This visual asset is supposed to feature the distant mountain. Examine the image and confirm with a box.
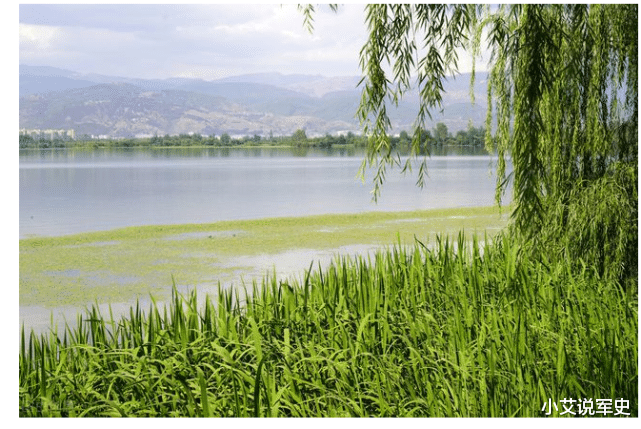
[19,65,488,138]
[20,75,101,97]
[215,72,324,87]
[19,65,79,78]
[215,73,361,97]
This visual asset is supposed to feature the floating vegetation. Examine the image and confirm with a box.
[20,206,508,308]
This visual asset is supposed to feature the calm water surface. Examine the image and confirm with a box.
[20,146,510,334]
[20,146,506,238]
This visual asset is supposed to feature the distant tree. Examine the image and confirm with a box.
[414,128,432,147]
[466,124,485,147]
[19,134,35,148]
[220,133,231,146]
[434,123,449,145]
[454,130,468,146]
[399,130,410,145]
[346,131,356,144]
[292,129,307,143]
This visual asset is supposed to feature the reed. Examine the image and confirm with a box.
[19,232,637,417]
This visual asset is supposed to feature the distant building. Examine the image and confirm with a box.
[20,128,76,140]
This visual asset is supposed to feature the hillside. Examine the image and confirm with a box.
[19,65,488,138]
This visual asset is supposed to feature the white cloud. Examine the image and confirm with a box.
[18,3,483,80]
[19,4,368,79]
[19,22,158,76]
[19,23,61,51]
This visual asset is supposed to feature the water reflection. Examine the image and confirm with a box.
[20,144,491,162]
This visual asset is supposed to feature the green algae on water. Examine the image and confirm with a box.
[20,206,509,308]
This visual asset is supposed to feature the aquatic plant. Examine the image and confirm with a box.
[19,232,637,417]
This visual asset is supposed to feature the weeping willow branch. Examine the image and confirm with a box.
[301,4,638,284]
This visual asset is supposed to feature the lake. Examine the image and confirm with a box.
[19,146,506,238]
[19,145,512,334]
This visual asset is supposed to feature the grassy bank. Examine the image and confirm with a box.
[20,206,508,308]
[19,232,637,417]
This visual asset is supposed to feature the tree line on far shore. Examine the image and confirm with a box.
[19,122,486,150]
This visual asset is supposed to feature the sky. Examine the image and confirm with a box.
[19,2,370,80]
[18,2,485,81]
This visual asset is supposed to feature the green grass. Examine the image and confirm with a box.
[19,232,637,417]
[20,206,508,307]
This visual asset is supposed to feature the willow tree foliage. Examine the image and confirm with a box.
[315,4,636,285]
[479,5,637,265]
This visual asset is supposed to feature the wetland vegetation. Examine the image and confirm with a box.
[19,233,637,417]
[20,206,507,317]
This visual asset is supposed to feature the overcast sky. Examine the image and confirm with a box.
[19,2,486,81]
[19,3,372,80]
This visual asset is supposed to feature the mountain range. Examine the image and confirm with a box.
[19,65,488,138]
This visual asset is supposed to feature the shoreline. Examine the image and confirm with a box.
[20,206,510,333]
[20,205,509,241]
